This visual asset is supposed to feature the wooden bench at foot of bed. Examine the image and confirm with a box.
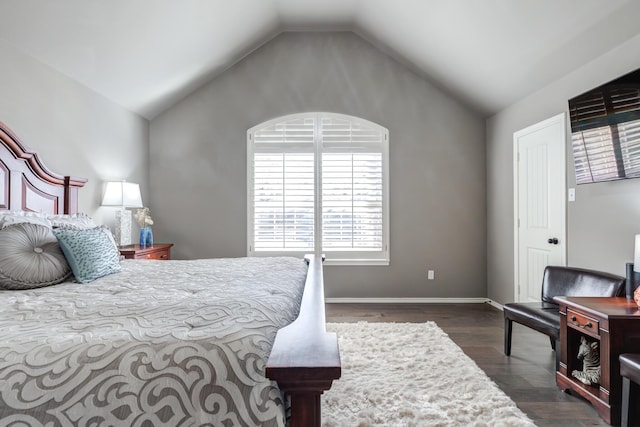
[266,254,341,427]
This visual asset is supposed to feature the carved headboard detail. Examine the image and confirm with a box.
[0,121,87,214]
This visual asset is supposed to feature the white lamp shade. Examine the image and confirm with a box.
[635,234,640,272]
[102,181,143,208]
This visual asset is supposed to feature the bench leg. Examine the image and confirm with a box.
[622,376,638,427]
[504,318,512,356]
[550,336,556,351]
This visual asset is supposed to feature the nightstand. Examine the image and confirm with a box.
[119,243,174,260]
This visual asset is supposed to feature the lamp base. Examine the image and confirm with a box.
[114,209,133,246]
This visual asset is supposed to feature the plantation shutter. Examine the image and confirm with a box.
[571,126,618,183]
[321,116,384,251]
[619,119,640,177]
[248,112,389,264]
[250,116,315,251]
[614,87,640,178]
[570,86,640,183]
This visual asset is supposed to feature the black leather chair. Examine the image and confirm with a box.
[620,353,640,427]
[503,266,625,368]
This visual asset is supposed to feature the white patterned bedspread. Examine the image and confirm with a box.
[0,256,308,427]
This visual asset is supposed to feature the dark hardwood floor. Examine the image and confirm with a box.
[325,303,609,427]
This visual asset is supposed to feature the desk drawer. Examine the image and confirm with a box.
[135,250,170,260]
[567,309,599,338]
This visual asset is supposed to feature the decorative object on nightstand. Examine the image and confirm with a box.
[101,181,143,246]
[118,243,173,260]
[134,207,154,248]
[139,227,153,247]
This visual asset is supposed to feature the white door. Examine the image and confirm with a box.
[513,113,566,303]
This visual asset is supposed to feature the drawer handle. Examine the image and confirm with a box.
[160,254,167,259]
[570,316,592,329]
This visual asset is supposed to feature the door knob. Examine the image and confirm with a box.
[548,238,559,245]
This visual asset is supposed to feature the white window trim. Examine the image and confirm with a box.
[247,112,389,266]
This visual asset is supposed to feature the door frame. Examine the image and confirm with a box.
[513,112,567,302]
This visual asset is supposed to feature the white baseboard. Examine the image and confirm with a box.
[486,299,503,311]
[326,297,499,305]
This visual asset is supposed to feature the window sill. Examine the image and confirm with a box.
[323,258,390,266]
[249,251,389,266]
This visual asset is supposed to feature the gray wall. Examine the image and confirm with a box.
[150,32,486,299]
[0,39,148,228]
[487,33,640,304]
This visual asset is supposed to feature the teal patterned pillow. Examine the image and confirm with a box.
[53,227,121,283]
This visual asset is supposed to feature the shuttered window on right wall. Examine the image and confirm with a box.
[570,85,640,183]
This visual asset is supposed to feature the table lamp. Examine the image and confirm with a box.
[101,181,143,246]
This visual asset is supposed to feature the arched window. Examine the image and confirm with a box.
[247,112,389,265]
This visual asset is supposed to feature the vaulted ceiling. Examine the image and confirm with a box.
[1,0,639,119]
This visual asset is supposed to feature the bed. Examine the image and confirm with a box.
[0,121,340,426]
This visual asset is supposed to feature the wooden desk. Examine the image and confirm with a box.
[555,297,640,425]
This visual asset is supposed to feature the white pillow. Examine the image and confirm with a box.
[48,213,97,230]
[0,223,71,290]
[0,211,51,229]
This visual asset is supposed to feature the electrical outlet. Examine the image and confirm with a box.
[427,270,435,280]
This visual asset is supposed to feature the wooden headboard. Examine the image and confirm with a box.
[0,121,87,214]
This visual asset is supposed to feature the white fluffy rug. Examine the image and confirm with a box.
[322,322,535,427]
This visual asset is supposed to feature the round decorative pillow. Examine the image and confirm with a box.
[0,222,71,290]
